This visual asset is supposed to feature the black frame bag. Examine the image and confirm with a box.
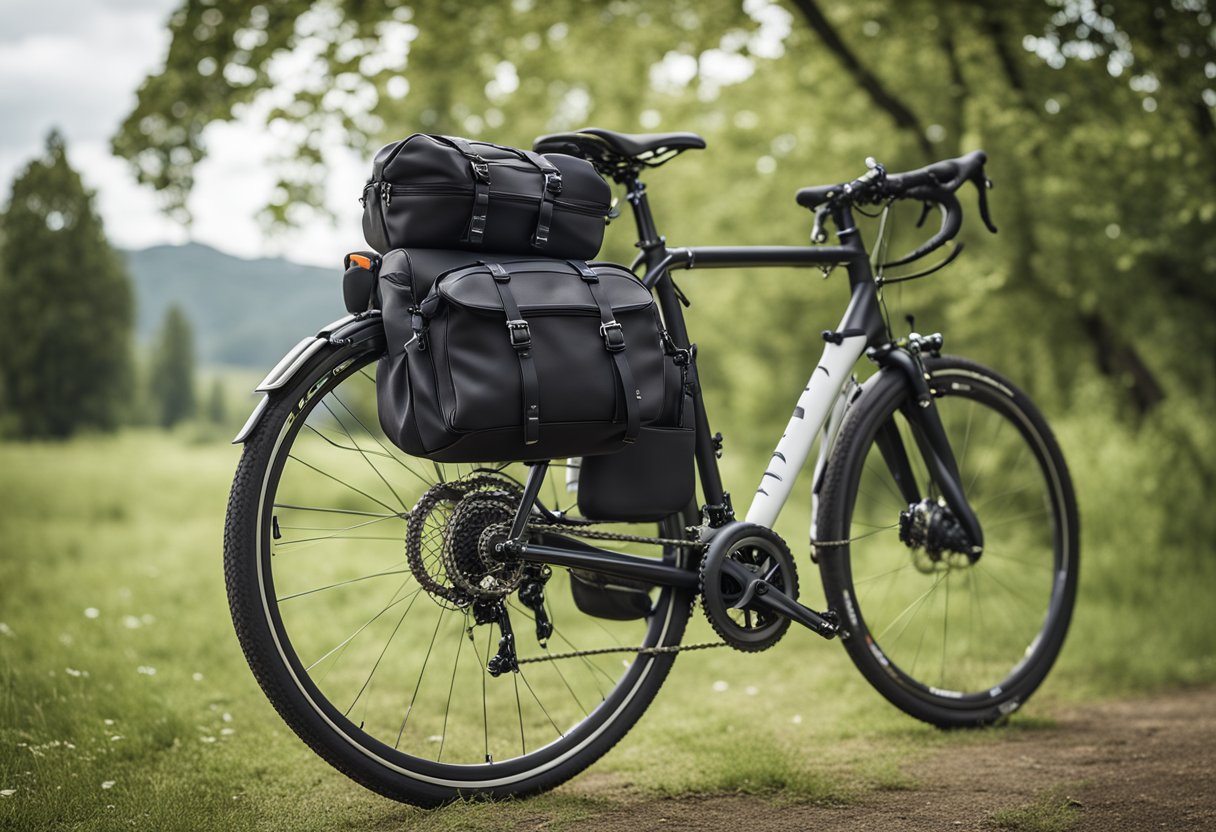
[362,135,611,259]
[376,250,689,464]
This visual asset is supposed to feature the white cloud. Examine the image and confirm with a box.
[0,0,366,268]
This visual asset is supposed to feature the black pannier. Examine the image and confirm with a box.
[362,135,611,259]
[376,249,691,463]
[576,423,696,522]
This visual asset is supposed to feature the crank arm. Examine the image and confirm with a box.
[748,581,839,639]
[720,561,838,639]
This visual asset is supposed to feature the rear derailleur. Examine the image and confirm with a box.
[473,563,553,677]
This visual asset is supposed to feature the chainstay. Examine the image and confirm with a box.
[524,520,704,549]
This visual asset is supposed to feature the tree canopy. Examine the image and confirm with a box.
[0,131,135,438]
[113,0,1215,483]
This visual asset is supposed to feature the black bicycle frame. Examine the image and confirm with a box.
[514,169,985,588]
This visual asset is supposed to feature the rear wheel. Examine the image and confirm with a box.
[817,356,1079,727]
[223,332,693,805]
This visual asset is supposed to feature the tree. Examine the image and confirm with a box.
[206,376,227,425]
[0,130,134,438]
[149,305,197,428]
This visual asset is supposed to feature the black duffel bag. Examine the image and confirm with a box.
[362,135,611,259]
[376,249,690,463]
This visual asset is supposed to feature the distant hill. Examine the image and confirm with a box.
[122,243,345,369]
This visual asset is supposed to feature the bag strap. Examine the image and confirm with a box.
[571,261,640,443]
[437,135,491,245]
[520,149,562,250]
[485,262,541,445]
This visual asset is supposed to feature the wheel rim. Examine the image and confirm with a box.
[249,349,684,783]
[839,368,1073,703]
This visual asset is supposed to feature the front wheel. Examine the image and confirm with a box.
[816,356,1079,727]
[223,333,694,805]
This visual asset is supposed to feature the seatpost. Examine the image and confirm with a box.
[621,171,730,514]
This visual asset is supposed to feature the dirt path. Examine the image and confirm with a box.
[571,688,1216,831]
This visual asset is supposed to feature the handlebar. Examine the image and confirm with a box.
[797,150,998,268]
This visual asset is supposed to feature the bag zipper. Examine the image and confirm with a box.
[378,182,604,216]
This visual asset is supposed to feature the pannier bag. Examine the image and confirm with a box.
[362,135,612,259]
[376,249,691,463]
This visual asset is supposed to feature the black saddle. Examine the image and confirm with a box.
[533,127,705,176]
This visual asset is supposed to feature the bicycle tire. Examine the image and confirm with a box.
[816,355,1079,727]
[223,332,694,805]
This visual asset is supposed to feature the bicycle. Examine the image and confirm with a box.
[223,127,1079,806]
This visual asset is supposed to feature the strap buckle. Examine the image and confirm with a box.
[599,320,626,352]
[471,159,491,183]
[543,171,563,195]
[506,319,532,350]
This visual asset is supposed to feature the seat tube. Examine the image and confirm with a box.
[624,173,728,510]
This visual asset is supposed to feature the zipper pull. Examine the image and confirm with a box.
[381,181,392,207]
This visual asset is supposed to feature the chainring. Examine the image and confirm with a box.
[699,524,799,652]
[405,473,524,607]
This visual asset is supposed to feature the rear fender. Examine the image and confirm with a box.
[232,312,385,444]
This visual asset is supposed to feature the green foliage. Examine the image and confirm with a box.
[991,786,1083,832]
[206,377,227,425]
[149,305,197,428]
[0,131,135,438]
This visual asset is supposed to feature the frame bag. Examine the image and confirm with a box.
[362,135,611,259]
[376,250,691,464]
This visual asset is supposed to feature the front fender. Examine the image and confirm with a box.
[232,312,385,444]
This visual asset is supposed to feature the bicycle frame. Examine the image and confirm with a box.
[512,169,984,590]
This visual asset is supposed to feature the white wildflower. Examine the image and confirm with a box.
[84,608,100,619]
[122,616,142,630]
[791,714,803,725]
[711,680,729,693]
[103,719,115,726]
[222,712,233,723]
[109,735,123,742]
[100,781,115,790]
[191,673,204,682]
[0,622,13,637]
[0,788,15,797]
[220,728,235,736]
[65,668,84,678]
[136,666,156,676]
[200,736,217,744]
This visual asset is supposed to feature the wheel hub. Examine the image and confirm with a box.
[899,498,974,570]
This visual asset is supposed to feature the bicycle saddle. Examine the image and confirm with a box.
[533,128,705,162]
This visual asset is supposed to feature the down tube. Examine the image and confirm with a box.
[744,333,868,528]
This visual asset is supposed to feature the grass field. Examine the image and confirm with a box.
[1,415,1213,830]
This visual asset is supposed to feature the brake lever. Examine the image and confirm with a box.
[881,189,962,268]
[971,170,998,233]
[914,201,933,229]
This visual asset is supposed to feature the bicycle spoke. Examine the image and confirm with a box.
[287,454,400,515]
[395,606,446,749]
[278,565,410,602]
[436,619,466,762]
[346,585,425,717]
[274,503,396,519]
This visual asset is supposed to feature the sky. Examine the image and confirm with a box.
[0,0,363,267]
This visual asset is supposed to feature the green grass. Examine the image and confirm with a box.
[0,405,1212,830]
[990,786,1083,832]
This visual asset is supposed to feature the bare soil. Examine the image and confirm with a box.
[568,687,1216,831]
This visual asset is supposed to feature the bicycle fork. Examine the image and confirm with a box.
[869,336,985,560]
